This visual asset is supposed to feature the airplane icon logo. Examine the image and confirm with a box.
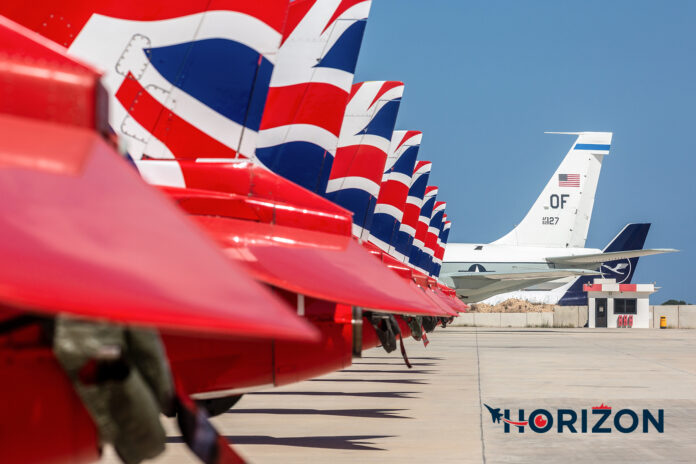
[600,258,632,283]
[484,403,529,428]
[484,404,502,423]
[602,262,628,274]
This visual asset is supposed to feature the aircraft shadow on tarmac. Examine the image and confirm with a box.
[353,361,438,367]
[166,435,394,451]
[249,391,419,399]
[228,408,412,419]
[339,369,435,375]
[309,378,428,385]
[364,356,443,360]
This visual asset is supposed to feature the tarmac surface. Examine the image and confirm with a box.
[102,327,696,463]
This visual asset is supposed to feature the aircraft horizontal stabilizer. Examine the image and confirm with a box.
[442,268,599,284]
[546,249,678,265]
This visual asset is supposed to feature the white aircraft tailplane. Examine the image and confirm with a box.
[492,131,612,249]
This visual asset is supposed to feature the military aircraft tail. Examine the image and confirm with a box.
[255,0,373,194]
[368,130,422,255]
[0,0,293,162]
[493,132,612,249]
[410,185,438,271]
[557,223,651,306]
[394,160,432,261]
[325,81,404,236]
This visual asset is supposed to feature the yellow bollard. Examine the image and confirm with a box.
[660,316,667,329]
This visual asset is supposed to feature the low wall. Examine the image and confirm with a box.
[526,312,548,327]
[650,305,696,329]
[451,312,553,328]
[552,306,588,328]
[472,313,500,327]
[452,306,696,329]
[678,306,696,328]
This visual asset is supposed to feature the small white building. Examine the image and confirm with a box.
[584,278,657,328]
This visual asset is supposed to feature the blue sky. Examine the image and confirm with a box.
[354,0,696,303]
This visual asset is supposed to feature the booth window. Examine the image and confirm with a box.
[614,298,637,314]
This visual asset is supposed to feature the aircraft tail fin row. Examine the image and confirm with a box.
[493,131,612,249]
[2,0,460,294]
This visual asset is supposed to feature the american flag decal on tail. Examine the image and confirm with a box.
[558,173,580,187]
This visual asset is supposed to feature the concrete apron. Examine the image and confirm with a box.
[100,328,696,463]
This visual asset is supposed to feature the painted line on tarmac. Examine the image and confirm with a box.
[475,327,487,464]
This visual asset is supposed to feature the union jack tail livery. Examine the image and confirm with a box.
[423,203,446,275]
[433,218,452,277]
[410,185,438,271]
[395,160,432,262]
[1,0,292,162]
[256,0,372,194]
[368,130,422,259]
[326,81,404,237]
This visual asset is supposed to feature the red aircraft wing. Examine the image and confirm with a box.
[0,114,318,342]
[192,215,444,316]
[0,15,317,341]
[427,287,461,316]
[437,283,468,312]
[361,241,456,316]
[140,162,446,316]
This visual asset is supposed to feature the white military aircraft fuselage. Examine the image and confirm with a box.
[441,132,676,303]
[441,242,672,303]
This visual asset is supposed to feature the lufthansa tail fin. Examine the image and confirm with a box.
[557,223,650,306]
[493,132,612,248]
